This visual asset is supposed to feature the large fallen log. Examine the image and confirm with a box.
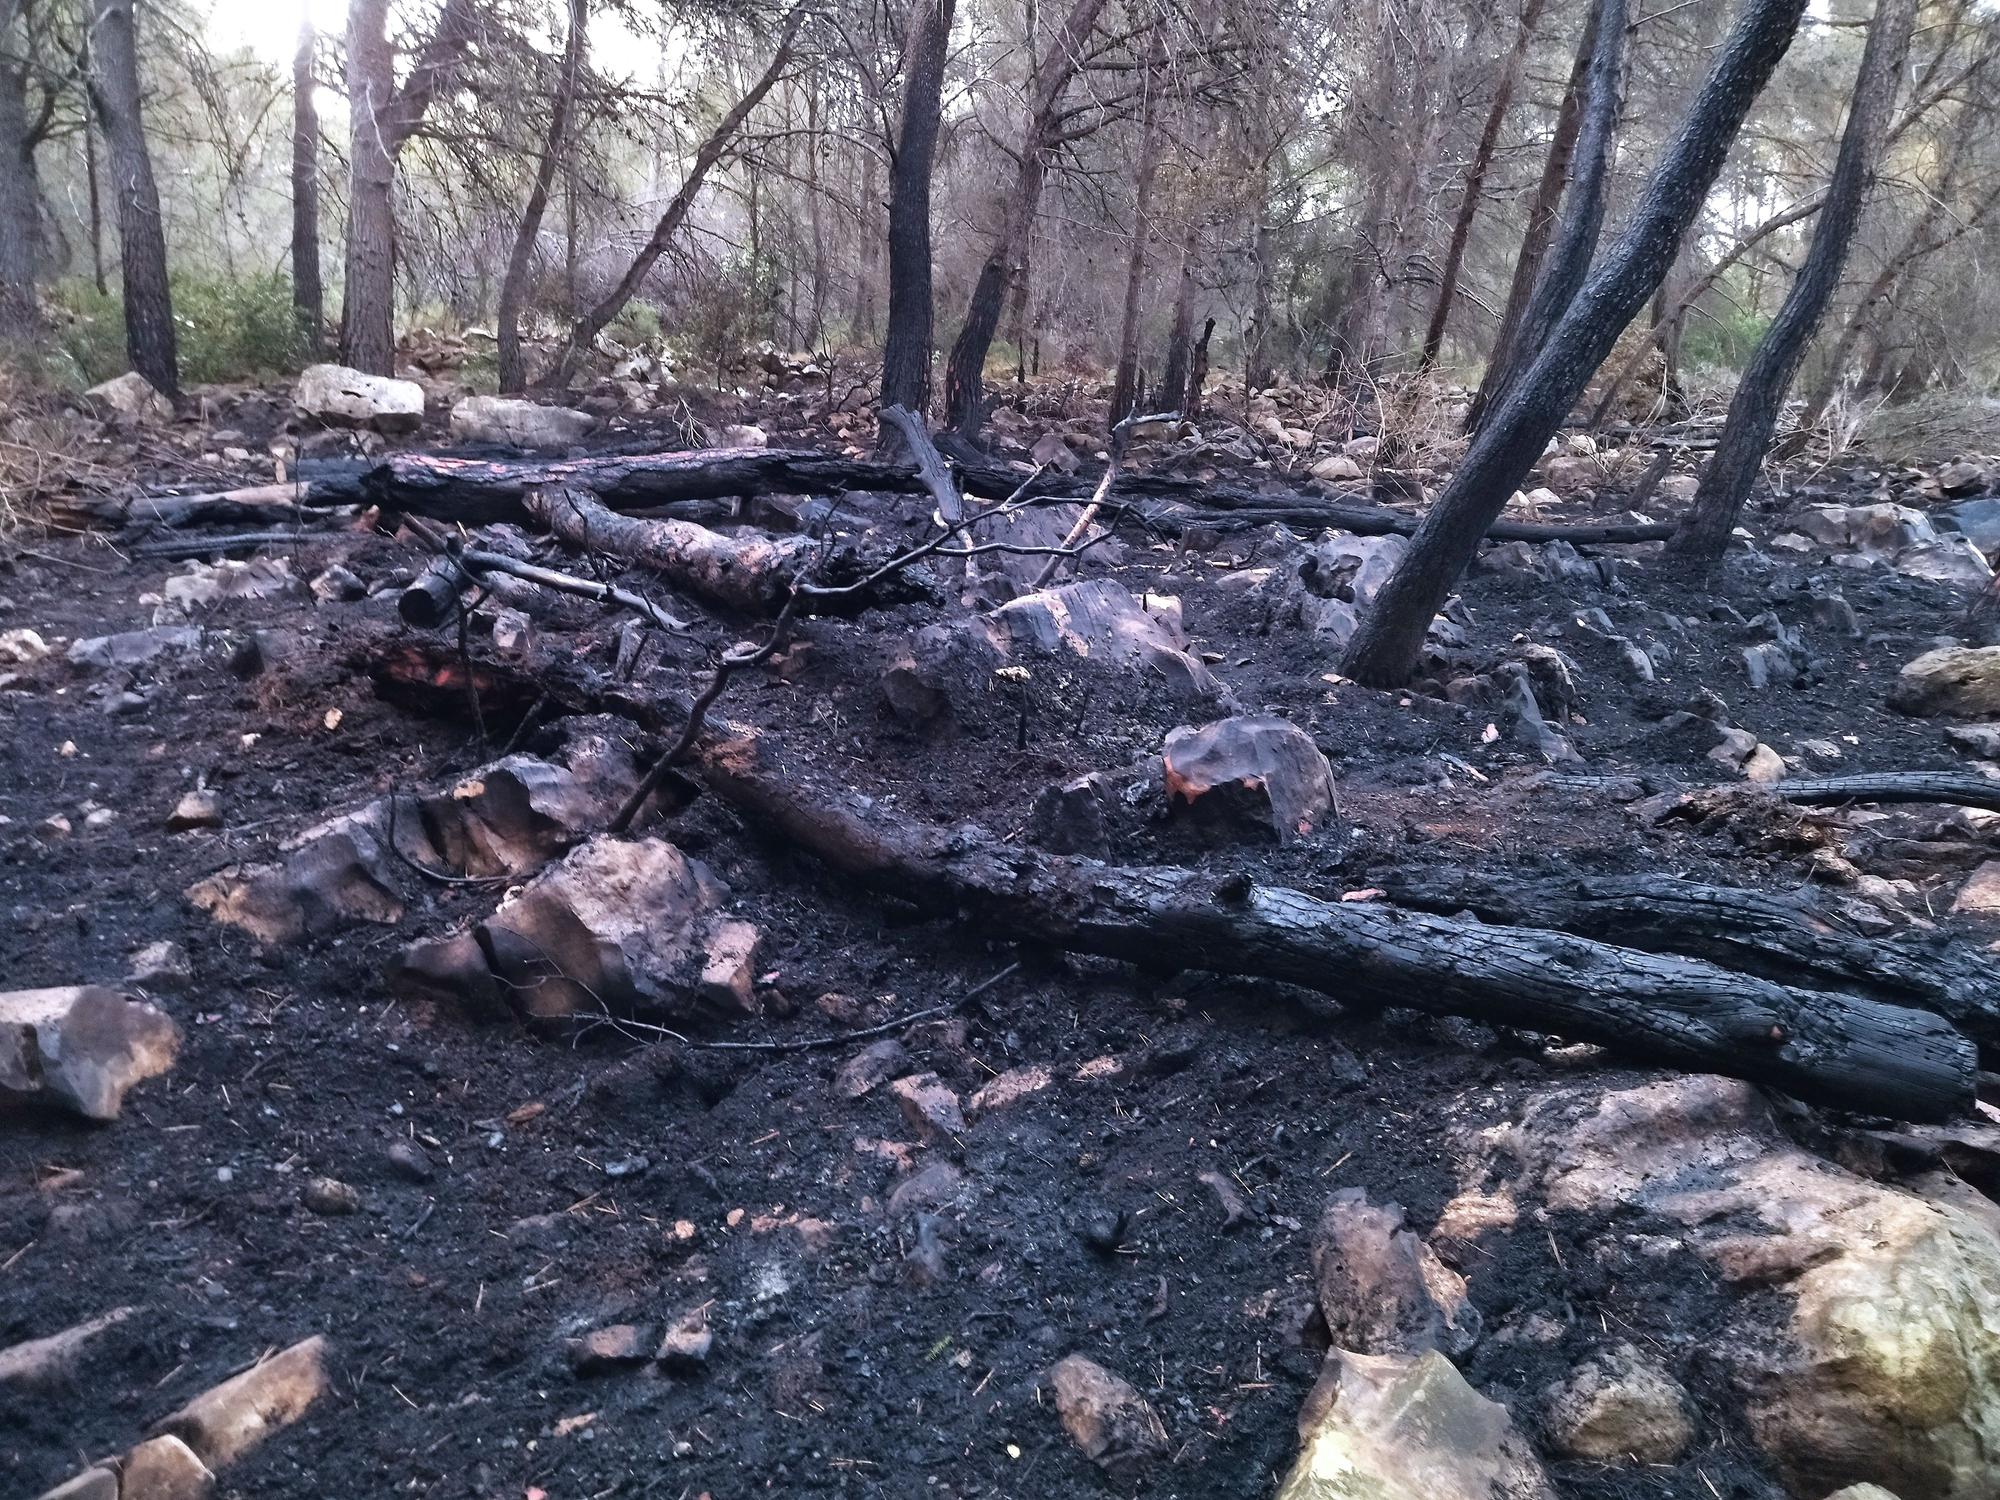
[691,727,1974,1121]
[1378,872,2000,1054]
[352,447,1674,544]
[1772,771,2000,817]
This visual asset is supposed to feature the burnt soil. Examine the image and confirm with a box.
[3,416,1997,1500]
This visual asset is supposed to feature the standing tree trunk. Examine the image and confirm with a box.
[1463,13,1597,433]
[878,0,955,418]
[1185,316,1214,415]
[0,7,38,339]
[1669,0,1917,564]
[1341,0,1809,688]
[941,0,1112,436]
[291,15,323,352]
[341,0,475,375]
[1420,0,1550,369]
[537,15,799,390]
[1158,218,1200,407]
[1108,24,1166,426]
[497,0,587,392]
[88,0,176,394]
[1470,0,1626,419]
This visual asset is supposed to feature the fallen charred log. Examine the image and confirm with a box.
[1772,771,2000,817]
[351,446,1674,545]
[691,728,1974,1121]
[1379,872,2000,1054]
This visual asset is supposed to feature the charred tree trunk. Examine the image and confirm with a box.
[1471,0,1625,420]
[1108,25,1167,426]
[942,0,1111,435]
[878,0,955,418]
[0,19,37,339]
[1420,0,1549,370]
[1185,316,1214,416]
[1343,0,1809,688]
[88,0,176,394]
[537,15,798,390]
[692,729,1972,1121]
[1669,0,1917,564]
[341,0,474,375]
[497,0,588,393]
[291,16,323,352]
[1158,222,1200,409]
[1464,13,1596,434]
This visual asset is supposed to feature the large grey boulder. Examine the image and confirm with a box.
[294,362,425,434]
[448,395,597,450]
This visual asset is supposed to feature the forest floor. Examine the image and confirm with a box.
[4,383,2000,1500]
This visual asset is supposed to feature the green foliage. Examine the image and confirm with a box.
[608,301,665,348]
[47,272,312,387]
[678,254,781,385]
[1682,307,1771,372]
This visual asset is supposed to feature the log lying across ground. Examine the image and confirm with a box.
[692,726,1974,1121]
[1772,771,2000,817]
[1380,872,2000,1053]
[350,447,1675,544]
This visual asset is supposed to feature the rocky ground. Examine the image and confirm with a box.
[6,363,2000,1500]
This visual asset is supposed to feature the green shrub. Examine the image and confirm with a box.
[47,272,312,387]
[1682,307,1770,372]
[608,301,664,348]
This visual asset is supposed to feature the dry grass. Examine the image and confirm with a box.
[0,365,120,538]
[1856,390,2000,466]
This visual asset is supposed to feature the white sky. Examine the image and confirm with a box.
[207,0,351,61]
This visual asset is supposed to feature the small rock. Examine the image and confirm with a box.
[128,940,192,992]
[656,1308,713,1370]
[1946,724,2000,760]
[1954,861,2000,915]
[1163,714,1338,845]
[1311,453,1364,483]
[1889,647,2000,717]
[448,395,597,450]
[0,987,179,1121]
[1741,743,1787,782]
[1937,460,1989,497]
[833,1038,910,1099]
[1311,1187,1479,1357]
[0,1306,136,1389]
[294,363,424,434]
[86,371,174,425]
[967,1063,1054,1118]
[1544,1344,1694,1464]
[0,627,49,663]
[720,423,767,447]
[167,788,223,832]
[887,1161,969,1218]
[385,1141,434,1183]
[1049,1354,1170,1480]
[889,1072,964,1141]
[308,565,367,603]
[301,1177,361,1215]
[117,1434,214,1500]
[568,1323,651,1374]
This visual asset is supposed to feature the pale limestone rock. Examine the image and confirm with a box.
[0,1306,136,1388]
[294,363,424,434]
[1543,1344,1693,1464]
[1891,647,2000,717]
[448,395,595,449]
[154,1336,329,1469]
[0,988,179,1121]
[86,371,173,425]
[1277,1350,1553,1500]
[968,1063,1054,1118]
[118,1434,214,1500]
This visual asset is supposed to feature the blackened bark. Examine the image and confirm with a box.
[1185,316,1213,416]
[942,0,1111,434]
[1474,0,1626,417]
[1420,0,1549,369]
[878,0,955,417]
[88,0,176,394]
[0,18,36,337]
[1108,25,1166,425]
[1343,0,1809,688]
[1670,0,1917,563]
[291,16,323,351]
[1464,12,1596,434]
[1158,222,1199,409]
[694,729,1972,1121]
[497,0,587,392]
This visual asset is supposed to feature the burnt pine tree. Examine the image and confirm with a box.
[1462,12,1596,434]
[942,0,1111,436]
[0,2,37,339]
[1340,0,1811,688]
[291,15,323,352]
[1420,0,1551,370]
[88,0,176,395]
[497,0,587,393]
[878,0,955,421]
[342,0,475,376]
[1671,0,1920,562]
[1471,0,1626,422]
